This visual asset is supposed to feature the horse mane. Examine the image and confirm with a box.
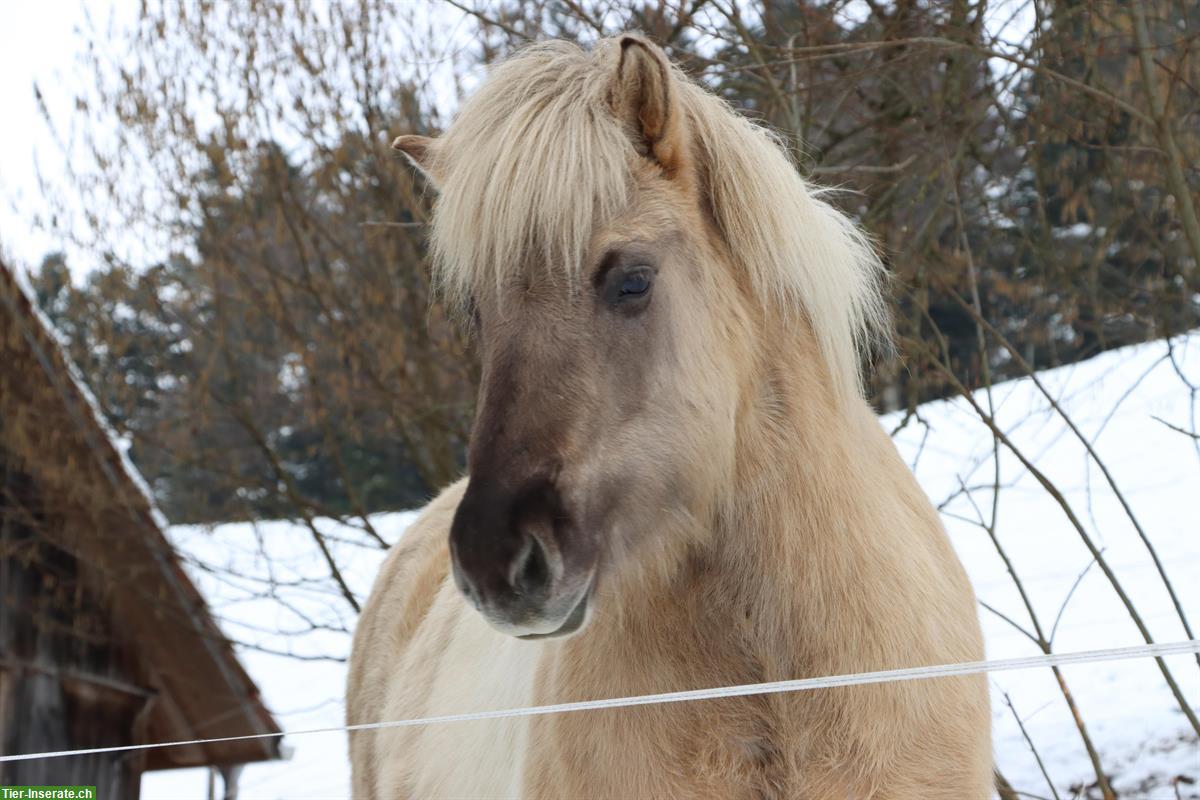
[427,37,890,401]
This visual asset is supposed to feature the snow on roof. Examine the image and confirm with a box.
[6,260,170,529]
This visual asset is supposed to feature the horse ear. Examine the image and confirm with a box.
[392,134,443,186]
[610,35,685,176]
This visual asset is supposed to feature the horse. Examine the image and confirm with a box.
[347,34,991,799]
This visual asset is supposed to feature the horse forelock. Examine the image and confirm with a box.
[429,41,629,309]
[428,36,891,402]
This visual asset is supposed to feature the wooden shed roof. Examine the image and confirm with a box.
[0,260,282,770]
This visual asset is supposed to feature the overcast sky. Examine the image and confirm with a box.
[0,1,137,275]
[0,0,487,283]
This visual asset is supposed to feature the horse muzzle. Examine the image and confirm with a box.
[449,476,597,639]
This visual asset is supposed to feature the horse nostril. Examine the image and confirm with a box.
[464,581,482,610]
[510,533,551,598]
[452,557,483,611]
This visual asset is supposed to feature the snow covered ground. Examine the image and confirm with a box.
[143,334,1200,799]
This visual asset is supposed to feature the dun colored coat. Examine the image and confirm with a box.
[348,34,991,799]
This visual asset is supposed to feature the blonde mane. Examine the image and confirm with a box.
[428,37,890,400]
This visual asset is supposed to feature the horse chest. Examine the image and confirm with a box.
[386,599,540,799]
[519,624,799,799]
[372,547,829,800]
[519,691,795,799]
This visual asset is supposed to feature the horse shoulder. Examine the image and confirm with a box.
[347,478,466,799]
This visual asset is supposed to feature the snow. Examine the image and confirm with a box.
[143,334,1200,799]
[890,334,1200,798]
[147,512,417,799]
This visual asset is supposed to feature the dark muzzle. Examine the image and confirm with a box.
[449,475,593,639]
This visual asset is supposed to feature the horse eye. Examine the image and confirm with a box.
[602,265,654,312]
[620,272,650,297]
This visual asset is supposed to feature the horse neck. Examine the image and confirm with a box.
[703,324,900,675]
[586,322,916,683]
